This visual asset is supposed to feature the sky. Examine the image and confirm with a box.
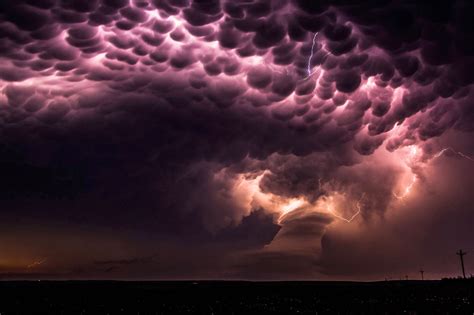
[0,0,473,280]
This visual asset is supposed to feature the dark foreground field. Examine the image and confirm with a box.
[0,280,472,314]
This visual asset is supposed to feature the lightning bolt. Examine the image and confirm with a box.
[326,193,364,223]
[317,179,363,223]
[27,258,47,269]
[307,32,318,77]
[432,147,474,162]
[393,174,417,200]
[393,146,473,201]
[326,200,362,223]
[305,33,331,79]
[392,146,421,201]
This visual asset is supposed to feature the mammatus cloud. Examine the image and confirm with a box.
[0,0,473,279]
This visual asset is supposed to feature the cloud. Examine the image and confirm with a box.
[0,0,473,279]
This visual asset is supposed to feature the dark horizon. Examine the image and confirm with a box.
[0,279,473,314]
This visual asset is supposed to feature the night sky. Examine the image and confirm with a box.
[0,0,473,280]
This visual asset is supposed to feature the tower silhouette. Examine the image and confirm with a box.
[419,269,424,280]
[456,250,467,279]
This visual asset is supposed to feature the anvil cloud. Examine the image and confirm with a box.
[0,0,473,280]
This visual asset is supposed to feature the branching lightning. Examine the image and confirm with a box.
[432,147,474,162]
[393,174,417,200]
[326,203,361,223]
[325,194,364,223]
[393,146,474,201]
[239,145,474,225]
[317,178,364,223]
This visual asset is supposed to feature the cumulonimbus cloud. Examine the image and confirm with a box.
[1,0,473,279]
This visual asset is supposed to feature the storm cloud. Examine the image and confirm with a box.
[0,0,473,280]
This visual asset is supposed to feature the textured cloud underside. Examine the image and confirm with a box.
[0,0,473,156]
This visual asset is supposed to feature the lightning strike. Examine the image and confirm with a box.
[304,32,332,80]
[432,147,474,162]
[307,32,318,77]
[326,203,361,223]
[391,145,473,202]
[27,258,47,269]
[391,145,421,201]
[324,193,364,223]
[393,174,417,200]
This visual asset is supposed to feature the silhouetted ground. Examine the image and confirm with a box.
[0,280,472,314]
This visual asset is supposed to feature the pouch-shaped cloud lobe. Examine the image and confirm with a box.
[0,0,473,279]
